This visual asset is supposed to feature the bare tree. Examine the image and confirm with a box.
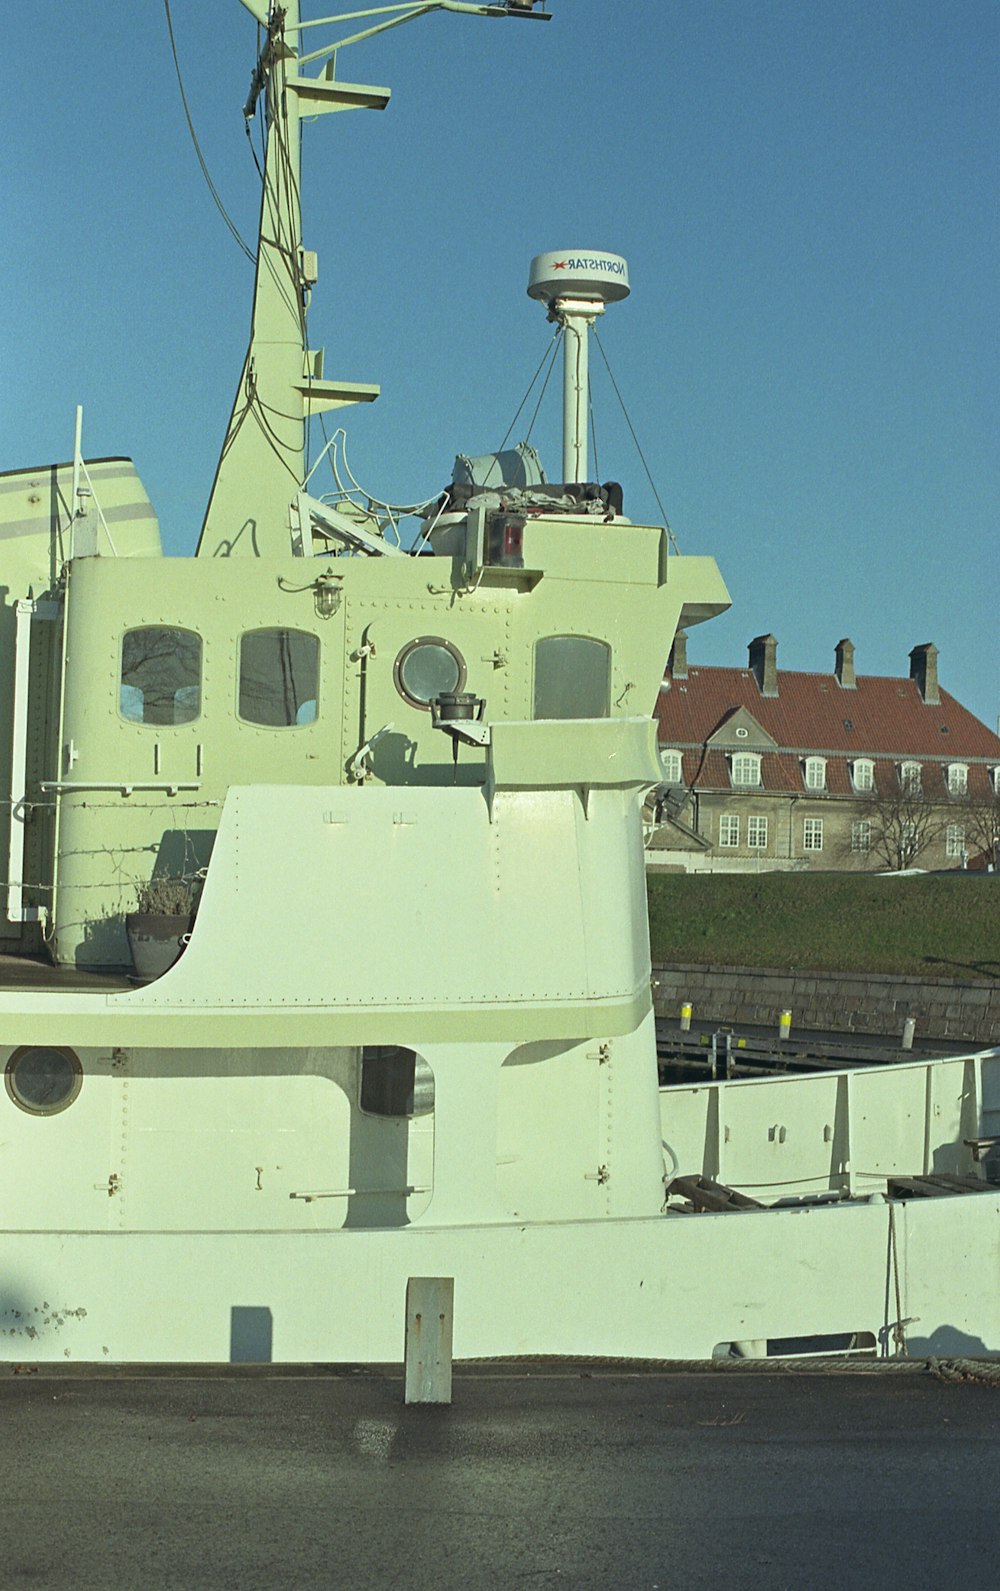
[850,784,949,871]
[957,787,1000,870]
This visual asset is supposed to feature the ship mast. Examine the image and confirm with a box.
[197,2,549,559]
[197,2,384,557]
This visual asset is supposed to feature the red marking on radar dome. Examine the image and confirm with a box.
[553,260,567,268]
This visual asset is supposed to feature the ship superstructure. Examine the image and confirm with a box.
[0,3,995,1366]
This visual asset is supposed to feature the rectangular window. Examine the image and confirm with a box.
[947,764,968,796]
[853,760,874,792]
[659,749,683,783]
[731,753,760,787]
[804,757,826,791]
[747,816,768,849]
[121,627,202,726]
[534,635,610,720]
[239,629,319,726]
[803,818,824,852]
[946,825,965,859]
[900,762,921,794]
[719,815,740,848]
[851,820,871,853]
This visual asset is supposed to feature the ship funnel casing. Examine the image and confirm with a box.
[527,250,630,307]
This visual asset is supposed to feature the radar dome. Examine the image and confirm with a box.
[527,250,630,306]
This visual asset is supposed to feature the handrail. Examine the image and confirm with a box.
[40,781,202,796]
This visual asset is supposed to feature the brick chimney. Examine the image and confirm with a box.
[909,642,939,706]
[748,634,778,697]
[669,629,688,680]
[834,637,856,690]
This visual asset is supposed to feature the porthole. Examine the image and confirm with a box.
[5,1047,82,1116]
[393,637,466,710]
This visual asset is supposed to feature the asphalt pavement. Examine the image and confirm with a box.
[1,1362,998,1590]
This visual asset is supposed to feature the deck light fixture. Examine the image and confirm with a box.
[314,570,343,618]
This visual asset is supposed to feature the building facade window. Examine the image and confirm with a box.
[803,818,823,852]
[901,821,918,862]
[747,815,768,849]
[659,749,683,783]
[730,752,761,787]
[803,757,826,791]
[946,764,968,796]
[900,761,921,794]
[851,820,871,854]
[852,758,874,792]
[719,815,740,848]
[946,825,966,859]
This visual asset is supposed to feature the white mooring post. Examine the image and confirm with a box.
[901,1017,916,1051]
[404,1276,454,1405]
[680,1000,692,1032]
[778,1009,792,1040]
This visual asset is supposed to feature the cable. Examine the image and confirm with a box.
[477,327,562,488]
[593,326,679,551]
[163,0,256,264]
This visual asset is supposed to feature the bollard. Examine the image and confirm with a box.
[901,1016,916,1051]
[778,1009,792,1040]
[404,1276,454,1405]
[680,1000,692,1032]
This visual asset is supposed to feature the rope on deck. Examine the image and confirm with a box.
[462,1355,1000,1384]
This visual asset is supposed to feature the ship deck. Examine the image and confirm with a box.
[1,1361,997,1589]
[0,951,132,993]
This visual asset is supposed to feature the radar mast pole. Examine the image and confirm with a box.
[527,250,631,486]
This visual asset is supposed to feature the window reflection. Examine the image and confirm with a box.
[120,628,202,725]
[533,635,611,720]
[239,629,319,727]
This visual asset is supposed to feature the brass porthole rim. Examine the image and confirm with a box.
[392,635,467,711]
[5,1045,83,1117]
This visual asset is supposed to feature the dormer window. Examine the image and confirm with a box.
[659,749,683,784]
[803,757,826,792]
[731,752,761,787]
[852,758,874,792]
[900,761,921,795]
[946,763,968,796]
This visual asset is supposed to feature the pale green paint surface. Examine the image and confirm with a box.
[48,536,726,965]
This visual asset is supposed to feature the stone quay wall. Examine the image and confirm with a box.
[651,962,1000,1047]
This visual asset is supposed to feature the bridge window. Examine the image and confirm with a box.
[120,628,201,725]
[533,636,610,720]
[239,629,319,726]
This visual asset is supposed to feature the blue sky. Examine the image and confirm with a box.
[4,1,998,727]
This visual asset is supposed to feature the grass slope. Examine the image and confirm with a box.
[647,873,1000,979]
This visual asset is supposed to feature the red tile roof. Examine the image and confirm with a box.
[658,665,1000,796]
